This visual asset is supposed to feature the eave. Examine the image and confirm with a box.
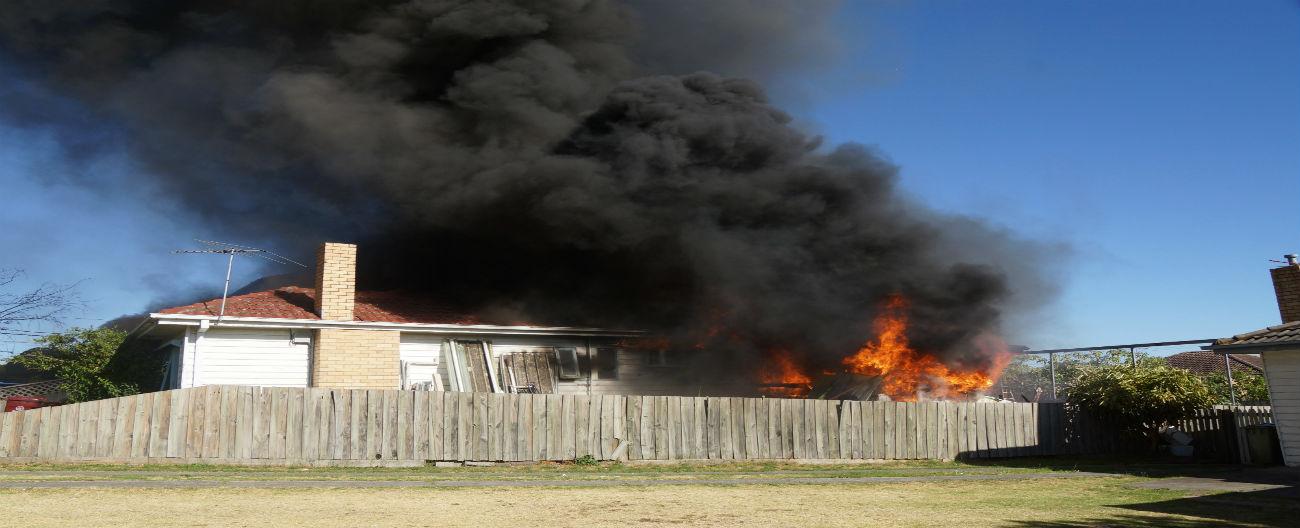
[147,313,644,338]
[1203,340,1300,354]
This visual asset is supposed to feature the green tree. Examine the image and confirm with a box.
[1204,370,1270,405]
[1069,363,1215,449]
[7,327,138,402]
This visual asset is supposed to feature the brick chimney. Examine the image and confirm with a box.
[314,242,357,321]
[1272,254,1300,324]
[310,242,400,389]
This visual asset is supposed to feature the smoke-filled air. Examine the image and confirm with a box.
[0,0,1058,399]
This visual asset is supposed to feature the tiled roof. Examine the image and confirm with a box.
[158,286,487,325]
[1212,320,1300,348]
[1165,351,1262,374]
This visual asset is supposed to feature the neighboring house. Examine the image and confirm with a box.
[126,243,715,397]
[0,380,65,403]
[1206,255,1300,467]
[0,358,66,403]
[1165,350,1263,376]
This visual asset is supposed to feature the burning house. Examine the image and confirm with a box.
[3,1,1053,401]
[129,242,1011,401]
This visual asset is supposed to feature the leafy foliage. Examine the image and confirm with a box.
[1069,363,1215,442]
[997,349,1161,400]
[8,327,138,402]
[1204,370,1270,405]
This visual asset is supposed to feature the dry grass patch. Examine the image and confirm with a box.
[1,477,1287,527]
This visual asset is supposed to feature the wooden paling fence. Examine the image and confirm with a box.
[1176,408,1236,460]
[1227,406,1273,464]
[0,386,1121,466]
[1173,406,1273,463]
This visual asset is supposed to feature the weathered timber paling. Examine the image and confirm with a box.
[1,387,1249,466]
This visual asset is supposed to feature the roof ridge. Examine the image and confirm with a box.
[154,286,502,326]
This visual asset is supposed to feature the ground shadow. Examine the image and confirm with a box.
[1004,512,1282,528]
[1000,490,1300,528]
[1118,489,1300,528]
[963,454,1277,479]
[977,457,1300,527]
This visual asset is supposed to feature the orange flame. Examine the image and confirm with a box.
[842,294,1007,401]
[758,350,813,397]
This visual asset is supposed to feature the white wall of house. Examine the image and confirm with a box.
[398,334,449,390]
[1262,348,1300,467]
[171,326,729,397]
[179,327,311,388]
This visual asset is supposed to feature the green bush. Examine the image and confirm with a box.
[1204,370,1270,405]
[1069,363,1215,449]
[8,327,138,402]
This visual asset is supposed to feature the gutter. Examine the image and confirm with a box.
[1203,340,1300,353]
[147,313,644,338]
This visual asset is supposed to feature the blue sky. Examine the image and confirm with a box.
[1,1,1297,355]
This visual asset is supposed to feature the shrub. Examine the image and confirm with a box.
[1204,370,1270,405]
[8,327,138,402]
[1069,363,1215,449]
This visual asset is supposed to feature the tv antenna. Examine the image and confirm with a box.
[174,239,307,323]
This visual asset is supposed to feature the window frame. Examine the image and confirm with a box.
[555,347,581,380]
[595,347,619,380]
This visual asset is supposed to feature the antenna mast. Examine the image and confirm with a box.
[174,239,307,324]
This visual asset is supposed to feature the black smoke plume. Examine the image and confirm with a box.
[0,1,1056,384]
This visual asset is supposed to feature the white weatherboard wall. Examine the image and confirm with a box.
[1262,348,1300,466]
[173,329,734,396]
[398,334,448,390]
[180,328,310,388]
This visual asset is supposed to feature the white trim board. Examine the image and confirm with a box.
[149,313,643,338]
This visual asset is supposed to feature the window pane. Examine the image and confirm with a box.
[556,347,581,379]
[596,348,618,379]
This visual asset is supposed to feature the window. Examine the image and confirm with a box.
[556,347,581,379]
[595,347,618,379]
[401,361,442,391]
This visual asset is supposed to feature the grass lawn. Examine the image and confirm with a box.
[0,460,1294,527]
[0,459,1052,481]
[0,477,1290,527]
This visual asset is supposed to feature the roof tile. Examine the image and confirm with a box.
[158,286,486,325]
[1164,351,1262,374]
[1213,320,1300,347]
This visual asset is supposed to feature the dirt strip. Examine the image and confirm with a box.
[0,471,1112,489]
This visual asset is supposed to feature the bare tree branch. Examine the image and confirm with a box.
[0,269,83,326]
